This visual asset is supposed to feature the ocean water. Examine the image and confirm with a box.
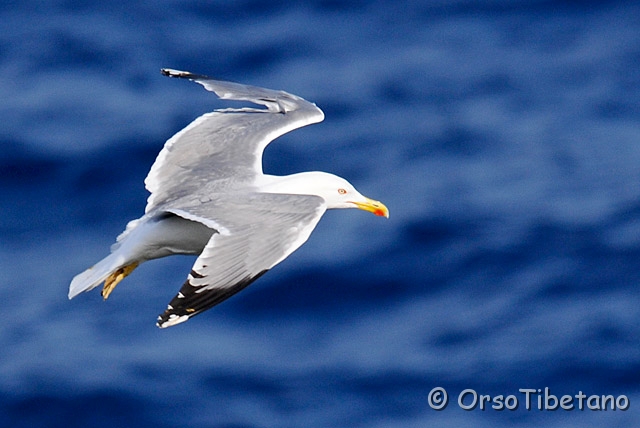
[1,1,639,427]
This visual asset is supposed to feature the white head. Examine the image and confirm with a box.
[264,171,389,217]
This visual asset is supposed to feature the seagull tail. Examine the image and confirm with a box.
[68,252,127,299]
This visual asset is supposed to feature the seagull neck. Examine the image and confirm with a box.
[258,173,319,195]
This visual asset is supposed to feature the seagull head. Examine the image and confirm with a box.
[273,171,389,218]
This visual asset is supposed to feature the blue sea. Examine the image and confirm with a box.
[1,1,638,426]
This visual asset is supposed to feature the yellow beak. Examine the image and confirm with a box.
[352,197,389,218]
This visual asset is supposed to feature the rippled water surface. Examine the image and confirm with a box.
[1,1,639,427]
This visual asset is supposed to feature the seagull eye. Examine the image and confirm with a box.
[338,188,347,195]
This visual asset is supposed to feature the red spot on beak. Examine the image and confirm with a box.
[352,198,389,218]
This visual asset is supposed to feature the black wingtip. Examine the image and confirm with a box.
[161,68,209,80]
[156,270,269,329]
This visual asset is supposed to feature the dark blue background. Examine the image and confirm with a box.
[1,1,638,426]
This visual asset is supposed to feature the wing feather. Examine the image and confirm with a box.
[156,193,326,328]
[145,70,324,212]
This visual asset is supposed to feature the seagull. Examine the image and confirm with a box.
[69,68,389,328]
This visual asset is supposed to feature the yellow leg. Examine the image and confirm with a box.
[102,262,139,300]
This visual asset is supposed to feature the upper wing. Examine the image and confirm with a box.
[156,193,326,328]
[144,69,324,212]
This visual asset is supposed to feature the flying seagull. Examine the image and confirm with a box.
[69,68,389,328]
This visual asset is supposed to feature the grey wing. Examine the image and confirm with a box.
[156,193,326,328]
[144,69,324,212]
[161,68,316,113]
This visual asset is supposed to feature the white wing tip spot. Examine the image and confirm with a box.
[157,314,190,328]
[161,68,188,77]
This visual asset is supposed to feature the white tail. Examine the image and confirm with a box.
[68,252,127,299]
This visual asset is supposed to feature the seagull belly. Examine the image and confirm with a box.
[130,213,215,260]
